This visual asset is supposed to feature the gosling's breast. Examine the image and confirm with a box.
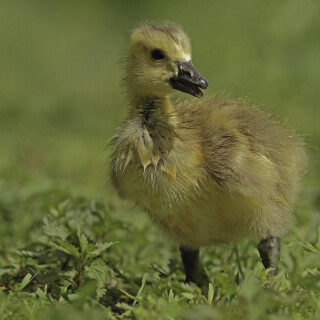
[110,119,207,209]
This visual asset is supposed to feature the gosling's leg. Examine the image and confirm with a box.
[257,236,281,278]
[179,245,199,284]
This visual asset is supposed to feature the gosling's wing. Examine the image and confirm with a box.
[177,96,307,201]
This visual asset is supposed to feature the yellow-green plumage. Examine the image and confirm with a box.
[110,22,307,249]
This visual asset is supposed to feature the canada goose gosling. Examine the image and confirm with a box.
[110,22,307,284]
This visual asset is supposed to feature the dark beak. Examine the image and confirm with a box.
[170,61,208,98]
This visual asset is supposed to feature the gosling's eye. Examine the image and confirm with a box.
[151,49,165,60]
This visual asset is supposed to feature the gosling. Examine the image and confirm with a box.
[110,22,307,284]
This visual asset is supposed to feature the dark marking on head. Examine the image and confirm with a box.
[151,25,180,45]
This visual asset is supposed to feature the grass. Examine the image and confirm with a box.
[1,0,320,319]
[0,185,319,319]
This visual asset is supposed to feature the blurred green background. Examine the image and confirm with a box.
[0,0,319,199]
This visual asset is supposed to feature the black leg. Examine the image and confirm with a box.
[179,245,199,284]
[257,236,281,278]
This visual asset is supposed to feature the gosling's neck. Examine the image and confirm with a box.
[129,94,176,126]
[125,94,177,167]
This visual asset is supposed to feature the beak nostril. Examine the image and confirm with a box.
[184,70,193,78]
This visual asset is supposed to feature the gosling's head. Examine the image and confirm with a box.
[126,22,208,98]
